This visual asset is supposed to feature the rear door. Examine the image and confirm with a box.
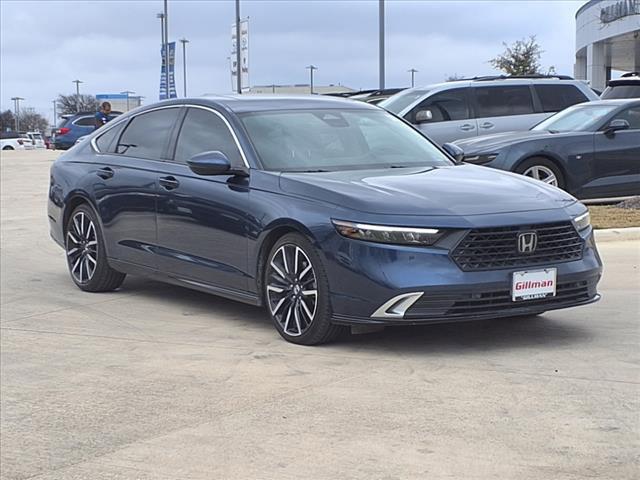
[155,106,251,293]
[405,88,477,144]
[92,107,182,268]
[472,85,545,135]
[588,106,640,198]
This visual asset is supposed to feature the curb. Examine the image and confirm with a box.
[594,227,640,242]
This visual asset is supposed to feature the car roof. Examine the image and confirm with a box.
[150,94,380,114]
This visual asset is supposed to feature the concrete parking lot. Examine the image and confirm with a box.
[1,149,638,480]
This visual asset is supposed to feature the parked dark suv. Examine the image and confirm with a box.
[54,111,121,150]
[601,72,640,100]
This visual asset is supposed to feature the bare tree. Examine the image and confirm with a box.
[19,111,49,133]
[56,94,99,115]
[489,36,554,76]
[1,110,16,132]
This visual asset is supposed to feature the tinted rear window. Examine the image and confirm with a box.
[601,85,640,99]
[95,121,126,153]
[475,86,534,117]
[74,116,96,127]
[116,108,181,159]
[535,84,588,112]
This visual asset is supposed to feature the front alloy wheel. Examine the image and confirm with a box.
[265,233,344,345]
[522,165,558,186]
[267,244,318,337]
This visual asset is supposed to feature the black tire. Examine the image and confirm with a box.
[264,233,345,345]
[65,204,126,292]
[514,157,565,190]
[2,146,14,151]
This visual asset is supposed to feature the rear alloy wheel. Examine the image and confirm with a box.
[65,205,125,292]
[265,233,344,345]
[516,157,565,189]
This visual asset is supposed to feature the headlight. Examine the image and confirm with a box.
[463,154,498,164]
[573,211,590,231]
[332,220,445,246]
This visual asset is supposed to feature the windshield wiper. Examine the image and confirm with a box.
[547,129,560,134]
[288,169,331,173]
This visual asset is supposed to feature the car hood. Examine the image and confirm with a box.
[453,130,556,152]
[279,164,576,216]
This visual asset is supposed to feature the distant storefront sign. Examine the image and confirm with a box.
[160,42,177,100]
[600,0,640,23]
[231,19,250,92]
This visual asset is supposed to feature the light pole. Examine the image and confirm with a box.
[156,13,169,98]
[179,38,189,97]
[235,0,242,94]
[163,0,170,96]
[120,91,135,111]
[306,65,318,94]
[52,99,57,125]
[10,97,24,131]
[379,0,385,90]
[72,79,83,112]
[408,68,418,87]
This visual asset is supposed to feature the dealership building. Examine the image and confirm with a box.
[575,0,640,91]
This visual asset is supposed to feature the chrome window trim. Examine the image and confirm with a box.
[91,103,250,168]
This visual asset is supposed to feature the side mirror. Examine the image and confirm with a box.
[604,118,630,136]
[442,143,464,164]
[187,151,247,176]
[415,109,433,124]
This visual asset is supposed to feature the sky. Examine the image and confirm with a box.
[0,0,584,121]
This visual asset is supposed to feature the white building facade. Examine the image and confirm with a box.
[575,0,640,91]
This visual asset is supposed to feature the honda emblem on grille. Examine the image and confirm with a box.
[517,232,538,254]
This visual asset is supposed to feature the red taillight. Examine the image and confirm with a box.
[57,128,71,135]
[17,139,24,145]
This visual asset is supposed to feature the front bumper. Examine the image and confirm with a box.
[324,225,602,326]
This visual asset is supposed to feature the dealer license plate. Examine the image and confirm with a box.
[512,268,557,302]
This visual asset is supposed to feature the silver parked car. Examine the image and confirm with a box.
[379,75,599,145]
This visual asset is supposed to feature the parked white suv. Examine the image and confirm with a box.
[26,131,46,149]
[1,132,34,150]
[379,75,599,145]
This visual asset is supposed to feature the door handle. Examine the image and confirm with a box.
[96,167,114,179]
[459,124,475,131]
[159,176,180,190]
[479,122,494,129]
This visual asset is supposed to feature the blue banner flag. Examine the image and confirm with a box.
[159,42,177,100]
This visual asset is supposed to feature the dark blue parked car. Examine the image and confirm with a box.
[54,111,121,150]
[48,96,602,344]
[454,99,640,201]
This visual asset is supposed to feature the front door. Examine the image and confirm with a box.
[155,106,251,294]
[590,106,640,198]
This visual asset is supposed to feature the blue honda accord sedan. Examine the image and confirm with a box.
[48,96,602,344]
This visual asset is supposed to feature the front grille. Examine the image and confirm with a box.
[451,222,583,272]
[405,279,595,319]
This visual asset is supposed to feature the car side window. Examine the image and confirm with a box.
[74,116,96,127]
[116,108,181,159]
[405,89,470,124]
[612,107,640,130]
[173,108,243,167]
[535,85,589,113]
[475,86,534,117]
[95,122,126,153]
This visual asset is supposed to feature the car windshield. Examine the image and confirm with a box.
[532,104,618,133]
[240,109,452,172]
[378,89,430,114]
